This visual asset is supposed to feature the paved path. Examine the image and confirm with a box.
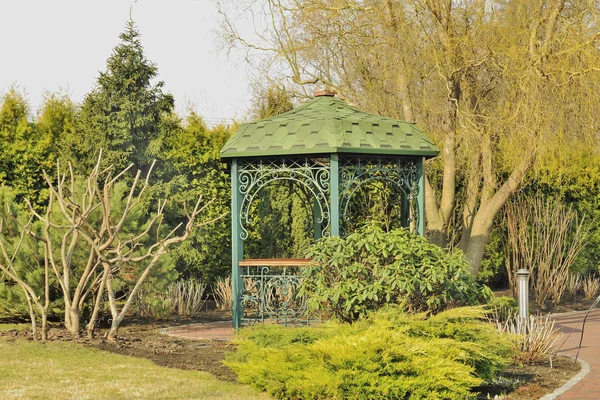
[165,321,234,341]
[553,310,600,399]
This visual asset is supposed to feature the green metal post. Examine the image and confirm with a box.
[231,159,244,330]
[400,191,409,228]
[330,154,340,236]
[313,198,322,240]
[417,156,426,237]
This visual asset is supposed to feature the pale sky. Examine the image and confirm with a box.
[0,0,252,125]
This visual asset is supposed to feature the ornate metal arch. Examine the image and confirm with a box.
[339,155,420,231]
[237,157,331,240]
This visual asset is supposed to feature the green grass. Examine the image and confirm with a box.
[0,337,269,399]
[0,323,29,332]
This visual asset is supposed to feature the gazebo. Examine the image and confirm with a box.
[220,91,439,329]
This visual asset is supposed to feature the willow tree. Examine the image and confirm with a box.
[219,0,600,274]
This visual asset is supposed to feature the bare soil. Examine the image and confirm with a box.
[477,356,580,399]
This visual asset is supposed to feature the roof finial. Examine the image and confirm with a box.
[314,88,336,97]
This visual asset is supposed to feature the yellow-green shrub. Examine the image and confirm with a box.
[226,306,513,400]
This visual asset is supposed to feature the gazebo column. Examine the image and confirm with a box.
[313,198,322,240]
[400,192,409,228]
[330,153,340,236]
[231,159,244,330]
[417,156,426,236]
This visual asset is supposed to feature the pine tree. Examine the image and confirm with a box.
[79,19,174,173]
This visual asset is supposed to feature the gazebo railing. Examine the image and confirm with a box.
[239,259,314,327]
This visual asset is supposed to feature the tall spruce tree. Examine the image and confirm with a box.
[79,19,174,173]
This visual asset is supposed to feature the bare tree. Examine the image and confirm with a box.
[20,152,224,339]
[96,194,220,339]
[0,216,50,341]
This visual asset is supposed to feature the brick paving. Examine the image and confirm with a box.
[165,321,234,341]
[553,310,600,399]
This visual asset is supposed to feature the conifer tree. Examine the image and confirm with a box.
[79,19,174,173]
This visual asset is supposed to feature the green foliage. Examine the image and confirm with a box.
[37,92,78,167]
[478,227,508,288]
[0,187,52,317]
[488,296,518,313]
[0,89,55,207]
[226,306,512,400]
[302,224,491,323]
[78,19,175,174]
[534,148,600,275]
[245,182,313,259]
[157,111,233,282]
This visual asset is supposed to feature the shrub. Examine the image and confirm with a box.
[226,306,513,400]
[134,279,207,319]
[488,296,518,312]
[212,275,233,311]
[487,296,519,323]
[583,275,600,300]
[495,313,562,365]
[302,224,491,323]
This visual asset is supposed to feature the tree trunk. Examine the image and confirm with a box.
[24,292,37,340]
[87,269,108,340]
[425,177,447,248]
[41,313,48,341]
[108,318,123,340]
[65,306,80,337]
[463,155,534,275]
[464,215,493,276]
[459,154,482,252]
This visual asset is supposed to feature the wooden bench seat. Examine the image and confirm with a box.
[239,258,313,267]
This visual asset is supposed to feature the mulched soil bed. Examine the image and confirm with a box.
[89,321,237,381]
[478,356,580,399]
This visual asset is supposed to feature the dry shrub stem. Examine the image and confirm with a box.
[135,279,208,319]
[496,312,562,365]
[583,276,600,301]
[506,195,588,305]
[213,275,233,311]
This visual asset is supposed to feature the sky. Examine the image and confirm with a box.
[0,0,252,125]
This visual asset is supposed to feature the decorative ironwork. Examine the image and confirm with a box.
[240,265,311,326]
[238,157,331,240]
[338,155,420,233]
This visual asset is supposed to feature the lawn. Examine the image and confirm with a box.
[0,336,268,400]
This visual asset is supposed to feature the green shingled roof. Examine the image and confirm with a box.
[220,95,439,159]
